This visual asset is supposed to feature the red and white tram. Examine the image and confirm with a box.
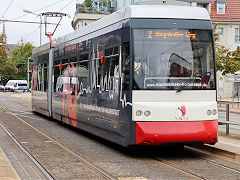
[32,5,218,147]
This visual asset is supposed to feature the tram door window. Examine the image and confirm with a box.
[122,42,130,90]
[37,65,42,91]
[43,63,47,92]
[54,60,61,93]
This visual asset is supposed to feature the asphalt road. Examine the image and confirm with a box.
[0,92,240,180]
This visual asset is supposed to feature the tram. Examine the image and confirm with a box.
[32,5,218,147]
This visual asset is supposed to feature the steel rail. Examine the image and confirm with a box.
[152,146,240,180]
[152,156,205,180]
[0,105,117,180]
[0,113,54,180]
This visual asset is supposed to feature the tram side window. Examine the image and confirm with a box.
[78,60,89,94]
[37,64,47,92]
[80,53,88,61]
[79,53,89,90]
[105,47,119,77]
[98,56,103,87]
[122,42,130,90]
[70,56,78,95]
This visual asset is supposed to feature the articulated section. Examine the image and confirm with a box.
[135,120,218,145]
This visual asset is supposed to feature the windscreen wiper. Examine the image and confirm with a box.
[176,77,202,93]
[176,79,192,93]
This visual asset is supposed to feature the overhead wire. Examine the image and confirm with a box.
[0,0,14,20]
[45,0,74,32]
[22,0,74,43]
[22,26,40,41]
[59,0,75,13]
[7,0,69,22]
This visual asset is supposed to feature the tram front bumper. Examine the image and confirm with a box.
[135,120,218,145]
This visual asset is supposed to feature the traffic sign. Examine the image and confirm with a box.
[218,76,224,96]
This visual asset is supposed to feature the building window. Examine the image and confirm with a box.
[217,3,225,14]
[235,28,240,42]
[218,27,223,36]
[197,3,207,8]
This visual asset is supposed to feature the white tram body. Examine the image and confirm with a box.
[32,5,218,146]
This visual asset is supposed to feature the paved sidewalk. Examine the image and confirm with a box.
[0,148,20,180]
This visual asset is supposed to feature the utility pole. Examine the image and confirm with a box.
[2,21,6,43]
[27,57,31,90]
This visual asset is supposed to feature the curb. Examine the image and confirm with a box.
[0,148,20,180]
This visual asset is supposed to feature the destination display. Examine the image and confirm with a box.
[148,30,196,39]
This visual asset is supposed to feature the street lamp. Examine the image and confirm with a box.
[23,9,42,46]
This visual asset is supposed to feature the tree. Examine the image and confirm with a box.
[83,0,93,8]
[10,42,35,80]
[0,34,17,81]
[216,45,240,75]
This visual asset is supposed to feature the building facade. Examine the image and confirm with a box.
[211,0,240,51]
[72,0,212,30]
[72,2,112,30]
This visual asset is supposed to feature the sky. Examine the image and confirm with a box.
[0,0,82,47]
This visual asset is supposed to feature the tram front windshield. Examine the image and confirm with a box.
[133,29,216,90]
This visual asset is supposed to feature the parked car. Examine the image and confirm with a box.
[5,80,28,92]
[0,85,5,92]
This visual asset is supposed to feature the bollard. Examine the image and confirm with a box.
[226,102,230,135]
[238,96,240,108]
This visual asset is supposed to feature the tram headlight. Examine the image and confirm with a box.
[212,109,217,115]
[207,110,212,116]
[144,110,151,117]
[136,110,142,116]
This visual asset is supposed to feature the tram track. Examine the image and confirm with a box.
[2,94,240,179]
[151,147,240,180]
[152,156,205,180]
[0,120,54,180]
[0,105,118,180]
[185,147,240,174]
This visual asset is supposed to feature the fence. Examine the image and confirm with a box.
[218,101,240,135]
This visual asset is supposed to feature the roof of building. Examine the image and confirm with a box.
[211,0,240,21]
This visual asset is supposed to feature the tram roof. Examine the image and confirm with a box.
[33,5,210,56]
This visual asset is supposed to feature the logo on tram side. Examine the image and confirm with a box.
[176,105,188,121]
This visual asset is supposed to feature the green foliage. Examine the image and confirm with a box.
[213,23,240,75]
[216,45,240,75]
[83,0,93,8]
[11,42,34,80]
[0,34,18,80]
[99,0,107,7]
